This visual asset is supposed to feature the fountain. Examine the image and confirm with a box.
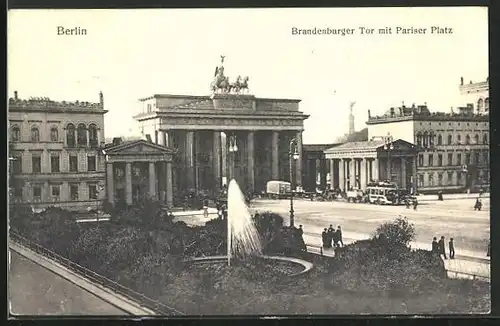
[186,179,313,277]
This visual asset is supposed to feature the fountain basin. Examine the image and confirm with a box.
[184,255,313,277]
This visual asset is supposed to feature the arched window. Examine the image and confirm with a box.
[77,123,87,146]
[477,98,484,112]
[483,134,488,144]
[485,98,489,111]
[423,132,429,148]
[429,132,435,147]
[11,126,20,142]
[416,132,423,147]
[88,124,98,147]
[31,126,40,142]
[474,134,479,145]
[466,134,471,145]
[437,134,442,146]
[66,123,76,148]
[447,134,452,145]
[50,127,59,142]
[457,134,461,144]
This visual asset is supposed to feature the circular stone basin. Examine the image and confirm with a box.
[184,255,313,277]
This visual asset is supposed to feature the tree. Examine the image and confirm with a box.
[373,216,416,246]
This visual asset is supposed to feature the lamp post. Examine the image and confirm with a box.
[289,138,300,227]
[463,145,471,192]
[228,134,238,182]
[384,133,394,183]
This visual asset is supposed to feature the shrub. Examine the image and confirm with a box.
[373,216,415,246]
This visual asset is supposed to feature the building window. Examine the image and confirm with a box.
[69,155,78,172]
[418,154,424,167]
[89,124,99,148]
[12,156,22,173]
[89,184,98,200]
[485,98,489,111]
[87,156,96,172]
[418,174,424,188]
[475,152,480,164]
[50,127,59,142]
[457,153,462,165]
[77,123,87,146]
[437,154,443,166]
[31,127,40,142]
[437,134,442,145]
[14,186,23,199]
[447,153,453,166]
[428,154,433,167]
[483,134,488,144]
[447,172,454,185]
[32,156,41,173]
[51,185,60,201]
[50,155,60,173]
[33,185,42,201]
[457,135,461,144]
[416,133,422,147]
[478,98,484,111]
[423,132,429,148]
[11,126,20,142]
[429,174,434,187]
[447,134,452,145]
[147,104,152,112]
[465,134,471,145]
[483,151,489,164]
[437,173,443,186]
[474,134,479,145]
[66,123,76,148]
[466,153,471,165]
[429,132,435,147]
[70,184,79,200]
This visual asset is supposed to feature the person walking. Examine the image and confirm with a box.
[474,198,482,211]
[203,199,209,218]
[298,225,306,251]
[327,225,335,248]
[413,198,418,210]
[431,237,439,254]
[438,236,447,259]
[322,228,328,248]
[336,225,344,247]
[449,238,455,259]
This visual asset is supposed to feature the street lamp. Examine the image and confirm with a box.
[463,145,471,192]
[228,134,238,181]
[384,133,394,183]
[289,138,300,227]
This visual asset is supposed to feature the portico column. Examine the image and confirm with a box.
[106,163,114,204]
[213,131,222,191]
[360,158,367,190]
[166,161,173,208]
[125,162,133,205]
[401,157,407,189]
[247,131,255,193]
[349,159,355,189]
[164,131,169,147]
[373,158,379,181]
[339,159,345,191]
[295,131,303,186]
[412,155,418,194]
[157,131,164,145]
[271,131,279,179]
[148,161,156,199]
[386,157,391,182]
[329,159,335,190]
[319,159,327,189]
[185,131,195,190]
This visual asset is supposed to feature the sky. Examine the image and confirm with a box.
[8,7,488,144]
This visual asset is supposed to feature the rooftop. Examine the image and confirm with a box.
[366,103,489,124]
[8,91,105,112]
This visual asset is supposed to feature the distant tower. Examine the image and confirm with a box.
[348,101,356,135]
[99,91,104,108]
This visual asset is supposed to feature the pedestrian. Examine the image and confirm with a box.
[474,198,482,211]
[449,237,455,259]
[298,225,306,251]
[431,237,438,253]
[438,191,443,201]
[336,225,344,247]
[327,224,335,248]
[322,228,328,248]
[298,225,304,236]
[438,236,447,259]
[203,199,209,218]
[413,198,418,210]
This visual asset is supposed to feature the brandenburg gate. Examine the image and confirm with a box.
[130,56,309,206]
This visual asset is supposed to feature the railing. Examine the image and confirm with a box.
[9,231,185,316]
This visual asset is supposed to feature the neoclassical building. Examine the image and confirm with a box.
[8,91,107,211]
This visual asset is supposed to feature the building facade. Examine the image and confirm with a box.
[459,77,489,115]
[366,103,489,193]
[8,91,107,211]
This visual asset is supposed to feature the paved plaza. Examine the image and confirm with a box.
[8,251,127,316]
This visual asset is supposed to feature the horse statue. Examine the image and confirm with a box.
[230,75,242,94]
[219,76,231,94]
[239,76,250,94]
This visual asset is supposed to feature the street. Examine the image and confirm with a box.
[8,251,127,316]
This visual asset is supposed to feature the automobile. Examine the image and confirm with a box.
[266,180,291,199]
